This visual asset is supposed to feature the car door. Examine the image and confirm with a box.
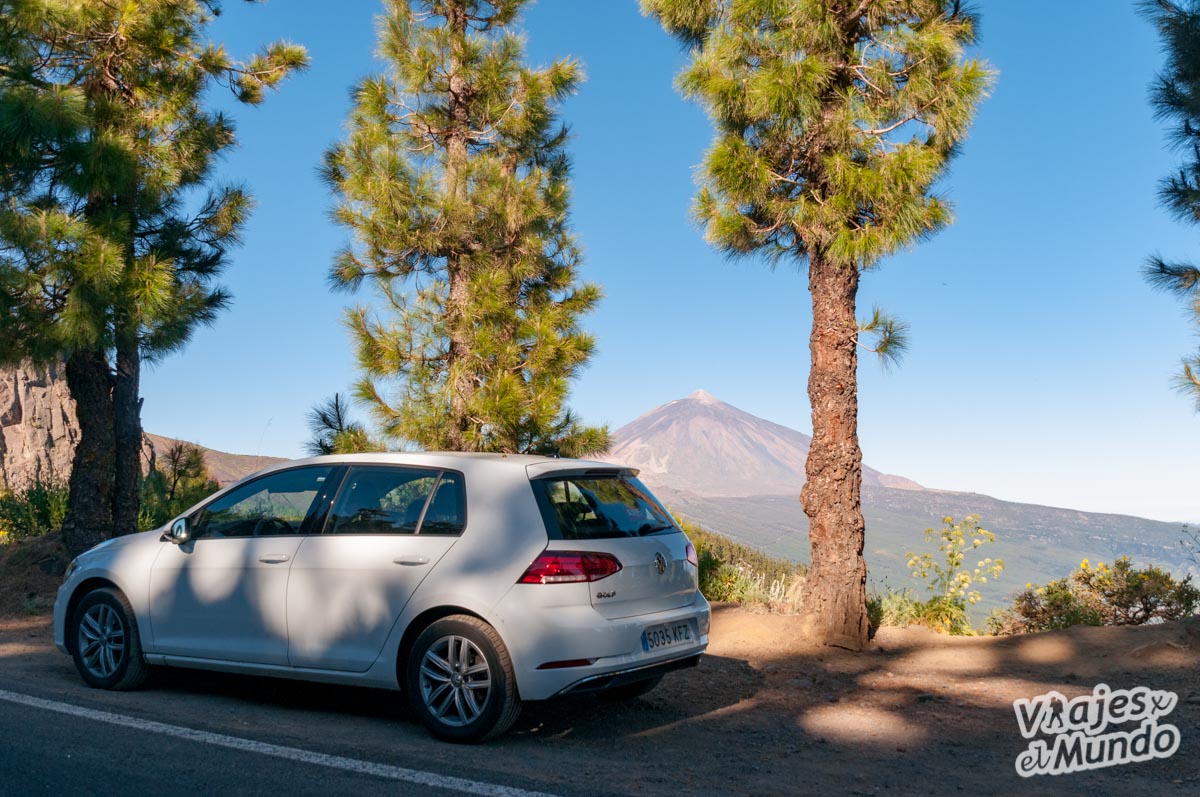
[148,465,340,665]
[286,465,465,671]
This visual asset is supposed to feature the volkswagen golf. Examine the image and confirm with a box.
[53,453,710,742]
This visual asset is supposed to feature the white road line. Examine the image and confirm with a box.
[0,689,559,797]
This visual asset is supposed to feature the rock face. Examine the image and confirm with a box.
[0,361,79,491]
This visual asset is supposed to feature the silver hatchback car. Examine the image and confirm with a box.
[54,453,710,741]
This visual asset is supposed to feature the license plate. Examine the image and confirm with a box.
[641,621,694,652]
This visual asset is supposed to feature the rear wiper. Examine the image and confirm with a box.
[636,523,674,536]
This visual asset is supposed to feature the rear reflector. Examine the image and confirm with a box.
[536,658,597,670]
[685,542,698,568]
[518,551,622,584]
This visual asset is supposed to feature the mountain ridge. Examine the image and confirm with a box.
[602,390,1193,612]
[604,389,922,496]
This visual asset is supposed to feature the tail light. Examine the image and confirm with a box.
[518,551,622,584]
[685,541,698,568]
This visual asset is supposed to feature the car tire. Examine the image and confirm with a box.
[70,587,149,691]
[405,615,521,743]
[600,675,662,701]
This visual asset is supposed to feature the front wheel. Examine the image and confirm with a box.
[70,588,149,691]
[405,615,521,743]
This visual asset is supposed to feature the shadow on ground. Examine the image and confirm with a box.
[2,609,1198,797]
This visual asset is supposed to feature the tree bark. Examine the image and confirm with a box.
[112,324,141,533]
[60,349,115,557]
[443,0,472,452]
[798,251,869,650]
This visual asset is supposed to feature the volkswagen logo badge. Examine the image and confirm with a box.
[654,552,666,575]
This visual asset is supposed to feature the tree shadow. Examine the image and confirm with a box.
[12,598,1199,796]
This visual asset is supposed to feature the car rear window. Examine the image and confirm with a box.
[532,474,677,540]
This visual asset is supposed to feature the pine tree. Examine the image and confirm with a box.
[1141,0,1200,407]
[325,0,607,457]
[644,0,992,648]
[0,0,306,556]
[305,393,379,455]
[139,441,220,530]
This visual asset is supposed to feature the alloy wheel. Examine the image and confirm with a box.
[418,635,492,727]
[77,603,125,679]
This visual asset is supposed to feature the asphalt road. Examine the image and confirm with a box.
[0,619,706,797]
[0,675,607,797]
[0,699,476,797]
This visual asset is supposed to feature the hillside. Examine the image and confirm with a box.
[144,433,286,485]
[606,391,1193,613]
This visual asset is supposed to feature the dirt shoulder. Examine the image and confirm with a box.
[2,605,1197,796]
[0,534,68,617]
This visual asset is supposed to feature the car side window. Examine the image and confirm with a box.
[194,467,333,539]
[417,472,465,535]
[327,467,465,536]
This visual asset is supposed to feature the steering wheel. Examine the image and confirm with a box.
[252,516,294,536]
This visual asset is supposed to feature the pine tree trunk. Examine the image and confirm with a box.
[60,349,115,557]
[798,251,869,650]
[443,0,472,451]
[112,326,141,533]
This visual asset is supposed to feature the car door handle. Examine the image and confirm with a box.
[393,556,430,566]
[258,554,291,564]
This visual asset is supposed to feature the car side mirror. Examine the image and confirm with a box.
[169,517,192,544]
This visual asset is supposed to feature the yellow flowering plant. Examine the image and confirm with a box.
[906,514,1005,606]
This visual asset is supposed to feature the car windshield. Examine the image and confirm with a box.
[533,474,676,540]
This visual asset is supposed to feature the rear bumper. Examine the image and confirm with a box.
[554,652,702,696]
[494,588,710,700]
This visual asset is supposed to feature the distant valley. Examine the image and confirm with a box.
[603,391,1193,614]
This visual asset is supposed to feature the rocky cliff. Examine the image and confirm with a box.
[0,361,79,491]
[2,361,282,491]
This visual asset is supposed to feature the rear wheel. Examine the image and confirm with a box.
[405,615,521,743]
[70,588,149,691]
[600,675,662,701]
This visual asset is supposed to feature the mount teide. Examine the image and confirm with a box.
[603,391,1189,612]
[605,389,921,496]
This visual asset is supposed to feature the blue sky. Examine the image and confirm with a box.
[141,0,1198,523]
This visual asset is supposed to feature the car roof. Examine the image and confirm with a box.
[239,451,636,484]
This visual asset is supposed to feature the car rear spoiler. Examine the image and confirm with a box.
[524,461,639,480]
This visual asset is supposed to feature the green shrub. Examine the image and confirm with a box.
[867,587,914,629]
[681,519,806,613]
[989,556,1200,634]
[0,479,69,543]
[699,557,751,602]
[868,588,975,636]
